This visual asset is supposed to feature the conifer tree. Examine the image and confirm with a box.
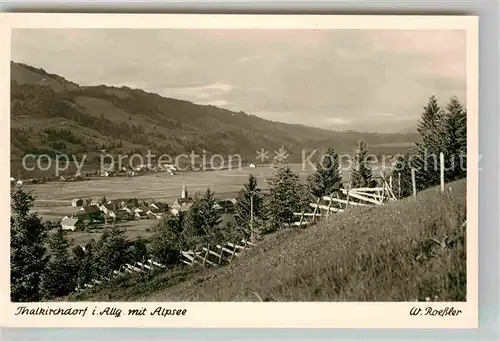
[182,188,222,249]
[94,224,129,277]
[350,139,376,188]
[132,236,149,261]
[40,227,77,299]
[441,96,467,181]
[234,175,265,237]
[76,242,96,289]
[150,218,182,266]
[265,166,303,232]
[391,153,417,198]
[10,187,48,302]
[413,95,444,188]
[307,147,343,198]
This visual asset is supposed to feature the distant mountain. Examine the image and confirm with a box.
[10,61,417,163]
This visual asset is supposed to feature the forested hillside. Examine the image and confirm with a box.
[11,61,416,162]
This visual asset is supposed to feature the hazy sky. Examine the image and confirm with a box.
[12,29,466,133]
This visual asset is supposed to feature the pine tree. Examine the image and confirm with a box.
[93,224,129,277]
[10,187,48,302]
[132,236,149,261]
[307,148,343,198]
[350,139,376,188]
[182,188,222,249]
[150,218,182,266]
[265,166,303,232]
[413,95,445,189]
[40,227,77,299]
[234,175,265,237]
[76,242,96,289]
[441,97,467,181]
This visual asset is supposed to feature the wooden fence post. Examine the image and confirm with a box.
[230,242,236,262]
[411,168,416,197]
[311,198,320,222]
[345,189,350,211]
[440,152,445,192]
[326,194,333,221]
[398,172,401,198]
[298,210,305,228]
[203,246,209,267]
[218,250,223,264]
[380,181,386,204]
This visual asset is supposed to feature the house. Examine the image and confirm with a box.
[115,210,132,221]
[61,216,79,231]
[170,198,194,215]
[79,205,101,214]
[134,211,148,220]
[121,206,133,214]
[106,210,117,219]
[147,207,164,219]
[217,199,236,213]
[149,202,168,211]
[99,203,115,214]
[100,170,111,177]
[77,205,103,223]
[71,198,84,207]
[249,163,256,168]
[170,204,192,216]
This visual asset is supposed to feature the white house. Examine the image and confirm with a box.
[99,204,116,218]
[61,216,79,231]
[134,211,148,220]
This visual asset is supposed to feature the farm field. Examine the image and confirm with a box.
[65,219,156,246]
[27,162,392,204]
[27,162,392,247]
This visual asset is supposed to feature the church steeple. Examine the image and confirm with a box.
[181,182,188,199]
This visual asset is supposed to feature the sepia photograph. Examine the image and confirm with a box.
[1,14,478,328]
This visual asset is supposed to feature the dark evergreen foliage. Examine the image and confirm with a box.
[307,148,343,198]
[10,187,48,302]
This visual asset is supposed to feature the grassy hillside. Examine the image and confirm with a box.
[68,179,466,302]
[11,61,417,163]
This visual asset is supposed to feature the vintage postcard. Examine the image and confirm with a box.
[0,13,478,328]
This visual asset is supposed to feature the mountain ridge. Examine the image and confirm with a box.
[10,61,417,162]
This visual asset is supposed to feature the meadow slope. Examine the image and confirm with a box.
[68,179,466,302]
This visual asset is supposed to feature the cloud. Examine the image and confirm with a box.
[326,117,351,125]
[11,29,466,133]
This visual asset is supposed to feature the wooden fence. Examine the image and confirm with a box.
[76,239,256,292]
[294,172,399,228]
[180,239,256,267]
[75,258,167,291]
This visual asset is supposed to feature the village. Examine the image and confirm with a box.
[59,182,237,234]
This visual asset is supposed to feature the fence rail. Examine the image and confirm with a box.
[180,239,254,267]
[294,176,401,228]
